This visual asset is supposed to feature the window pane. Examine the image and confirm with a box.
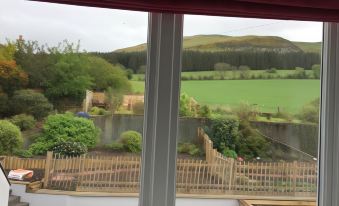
[0,1,147,205]
[176,15,321,205]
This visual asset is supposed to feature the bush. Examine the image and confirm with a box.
[198,105,211,118]
[89,107,108,115]
[0,120,23,155]
[10,114,36,131]
[234,102,259,121]
[206,116,240,152]
[110,141,124,151]
[297,98,320,123]
[133,101,144,115]
[13,149,33,158]
[120,130,142,153]
[312,64,321,79]
[10,90,53,120]
[266,68,277,73]
[222,148,238,159]
[30,113,100,155]
[52,141,88,156]
[178,142,201,156]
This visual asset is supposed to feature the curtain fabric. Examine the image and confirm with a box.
[33,0,339,21]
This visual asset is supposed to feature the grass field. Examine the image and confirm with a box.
[132,70,314,81]
[130,79,320,113]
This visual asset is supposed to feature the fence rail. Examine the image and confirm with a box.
[0,128,317,197]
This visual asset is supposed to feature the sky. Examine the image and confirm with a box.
[0,0,323,52]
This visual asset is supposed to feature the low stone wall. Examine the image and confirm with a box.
[251,121,319,157]
[92,114,208,145]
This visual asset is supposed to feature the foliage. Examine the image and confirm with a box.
[0,42,16,61]
[178,142,201,156]
[0,60,28,95]
[0,92,8,117]
[133,101,144,115]
[0,120,23,155]
[44,53,93,103]
[297,98,320,123]
[234,102,259,121]
[125,69,134,80]
[266,68,277,73]
[312,64,321,79]
[89,107,108,115]
[13,149,33,158]
[238,65,251,79]
[214,62,232,78]
[10,114,36,131]
[31,113,99,155]
[180,93,194,117]
[109,141,124,151]
[52,140,88,156]
[105,87,124,113]
[120,130,142,153]
[293,67,307,79]
[206,116,240,152]
[198,105,211,118]
[10,90,53,120]
[87,56,131,92]
[222,148,238,159]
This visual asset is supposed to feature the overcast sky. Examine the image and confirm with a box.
[0,0,323,52]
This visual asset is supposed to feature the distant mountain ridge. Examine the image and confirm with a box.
[115,35,321,53]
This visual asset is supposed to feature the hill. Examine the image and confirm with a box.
[115,35,320,53]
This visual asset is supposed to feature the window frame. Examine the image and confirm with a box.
[140,15,339,206]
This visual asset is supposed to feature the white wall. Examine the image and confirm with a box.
[0,170,9,206]
[11,184,239,206]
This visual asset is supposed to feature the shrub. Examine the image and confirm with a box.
[206,116,240,152]
[178,142,201,156]
[30,113,100,155]
[234,102,259,121]
[198,105,211,118]
[297,98,320,123]
[222,148,238,159]
[0,120,23,155]
[294,67,307,79]
[120,130,142,153]
[10,90,53,120]
[266,68,277,73]
[89,107,108,115]
[52,141,88,156]
[110,141,124,151]
[10,114,36,131]
[13,149,33,158]
[312,64,321,79]
[133,101,144,115]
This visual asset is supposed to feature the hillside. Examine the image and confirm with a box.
[115,35,321,53]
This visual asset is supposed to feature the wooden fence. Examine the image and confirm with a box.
[0,128,317,197]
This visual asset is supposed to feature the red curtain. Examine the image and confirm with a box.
[32,0,339,22]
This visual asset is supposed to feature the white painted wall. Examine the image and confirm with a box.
[0,170,9,206]
[11,184,239,206]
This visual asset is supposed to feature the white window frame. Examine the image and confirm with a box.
[139,15,338,206]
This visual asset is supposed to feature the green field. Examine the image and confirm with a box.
[132,70,314,81]
[131,79,320,113]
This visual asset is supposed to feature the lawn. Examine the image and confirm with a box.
[130,79,320,113]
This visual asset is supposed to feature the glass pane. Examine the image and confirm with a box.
[0,0,147,204]
[176,15,321,205]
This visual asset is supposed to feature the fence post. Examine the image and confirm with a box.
[292,161,298,195]
[43,151,53,188]
[228,158,235,191]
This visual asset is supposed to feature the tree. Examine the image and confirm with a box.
[10,89,53,120]
[87,56,131,92]
[105,86,124,113]
[238,65,251,79]
[44,53,93,104]
[214,62,232,78]
[0,42,16,61]
[138,65,146,74]
[0,60,28,95]
[312,64,321,79]
[297,98,320,123]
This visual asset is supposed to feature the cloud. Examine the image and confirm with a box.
[0,0,322,52]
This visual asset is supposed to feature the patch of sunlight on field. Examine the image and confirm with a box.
[130,79,320,113]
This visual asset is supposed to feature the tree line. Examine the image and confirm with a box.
[93,50,321,73]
